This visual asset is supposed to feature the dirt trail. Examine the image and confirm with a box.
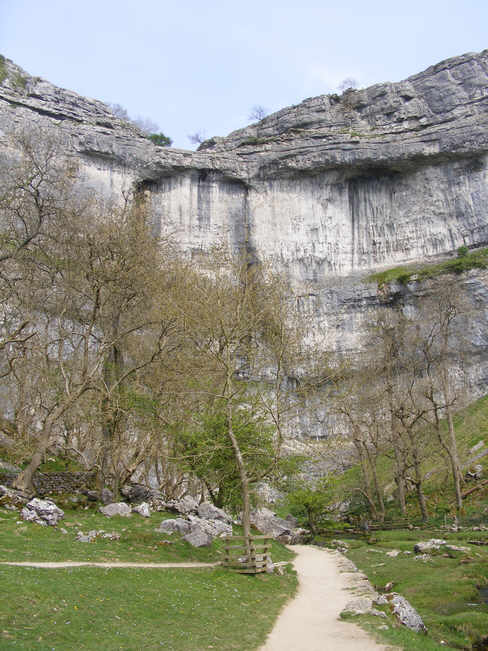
[260,545,391,651]
[0,561,218,568]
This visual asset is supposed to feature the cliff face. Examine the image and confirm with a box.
[1,50,488,435]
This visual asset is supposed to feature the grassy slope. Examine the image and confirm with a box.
[333,393,488,524]
[342,530,488,650]
[0,508,296,650]
[367,247,488,287]
[324,394,488,649]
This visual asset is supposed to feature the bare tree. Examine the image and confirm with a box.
[187,131,206,146]
[338,77,359,92]
[248,105,268,121]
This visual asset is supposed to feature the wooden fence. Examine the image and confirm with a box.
[222,535,272,574]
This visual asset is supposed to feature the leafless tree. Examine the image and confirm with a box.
[249,105,268,121]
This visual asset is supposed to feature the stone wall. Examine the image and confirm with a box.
[0,470,96,495]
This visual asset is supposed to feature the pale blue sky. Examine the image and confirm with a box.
[1,0,487,148]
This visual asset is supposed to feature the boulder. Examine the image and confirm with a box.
[0,460,20,474]
[100,488,113,505]
[289,527,311,544]
[183,528,213,547]
[250,507,292,540]
[341,597,387,618]
[197,502,232,523]
[99,502,131,517]
[132,502,151,518]
[188,514,232,538]
[170,495,199,515]
[0,484,30,509]
[413,539,446,553]
[120,483,151,503]
[156,518,191,536]
[387,593,427,632]
[21,498,64,526]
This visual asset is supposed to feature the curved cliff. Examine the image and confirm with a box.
[1,50,488,435]
[1,50,487,282]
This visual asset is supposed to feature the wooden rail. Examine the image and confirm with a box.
[222,536,272,574]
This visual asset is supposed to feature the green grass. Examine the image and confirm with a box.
[0,565,296,650]
[0,507,296,649]
[367,247,488,287]
[341,530,488,649]
[0,507,294,564]
[326,391,488,525]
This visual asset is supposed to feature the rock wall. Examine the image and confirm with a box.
[0,470,96,495]
[1,50,488,437]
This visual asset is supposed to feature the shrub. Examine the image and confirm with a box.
[148,132,172,147]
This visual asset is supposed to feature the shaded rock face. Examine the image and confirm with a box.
[2,51,488,437]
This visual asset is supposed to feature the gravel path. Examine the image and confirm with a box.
[0,561,218,568]
[260,545,391,651]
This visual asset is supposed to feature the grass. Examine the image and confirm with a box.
[324,391,488,526]
[0,565,296,650]
[367,247,488,288]
[0,507,297,649]
[340,529,488,649]
[0,507,294,564]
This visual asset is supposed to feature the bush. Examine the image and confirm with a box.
[457,245,469,257]
[148,132,172,147]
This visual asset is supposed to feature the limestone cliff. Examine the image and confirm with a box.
[1,50,488,435]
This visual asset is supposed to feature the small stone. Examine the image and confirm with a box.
[386,549,401,557]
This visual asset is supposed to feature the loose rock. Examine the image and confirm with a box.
[156,518,191,536]
[183,528,213,547]
[387,593,427,632]
[99,502,131,518]
[0,484,30,510]
[132,502,151,518]
[197,502,232,523]
[413,539,446,553]
[21,498,64,526]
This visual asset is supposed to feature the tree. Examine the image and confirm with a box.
[176,403,276,512]
[10,184,184,493]
[249,105,267,121]
[287,477,336,536]
[417,281,470,513]
[338,78,358,92]
[174,251,305,546]
[107,103,172,146]
[148,133,172,147]
[187,131,206,146]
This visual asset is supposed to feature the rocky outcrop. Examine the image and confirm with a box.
[1,51,488,437]
[21,497,64,526]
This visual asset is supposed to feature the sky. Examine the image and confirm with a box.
[1,0,487,149]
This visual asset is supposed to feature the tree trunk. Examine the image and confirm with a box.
[226,398,251,552]
[445,404,463,513]
[392,444,407,516]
